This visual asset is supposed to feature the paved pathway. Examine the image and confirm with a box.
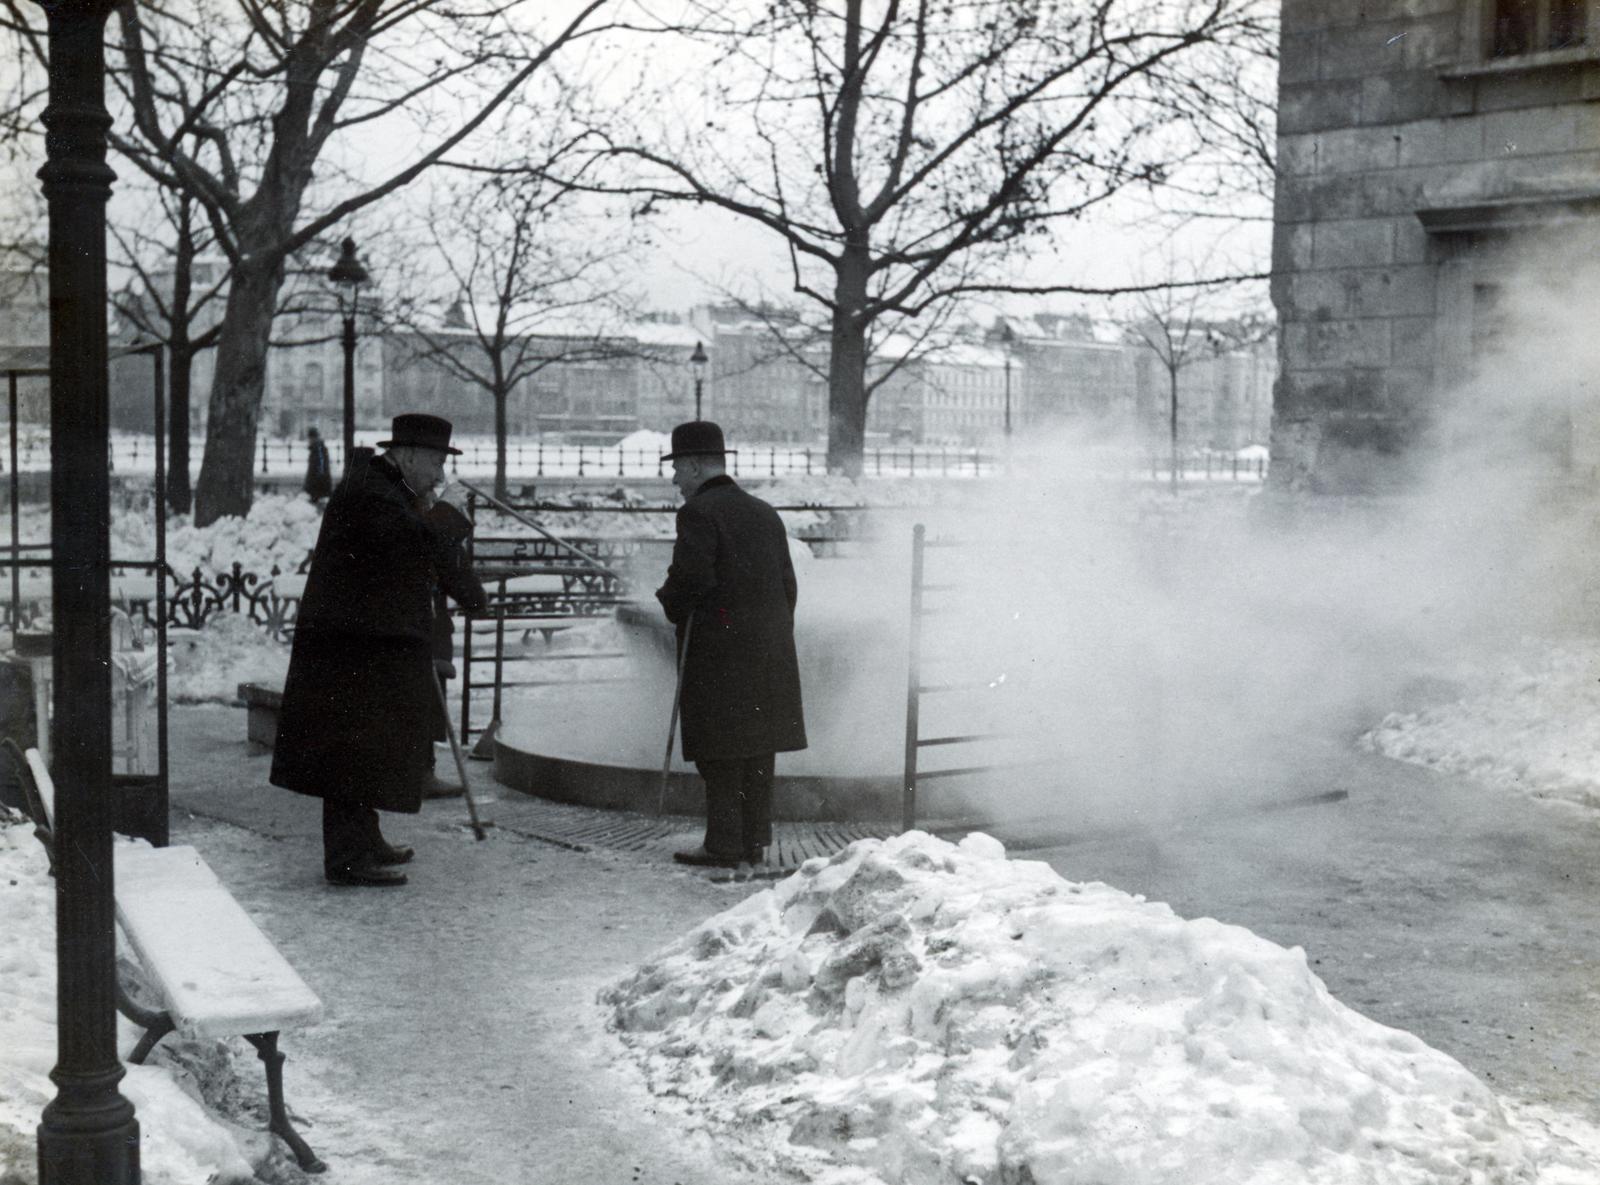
[167,705,773,1184]
[166,703,1600,1182]
[1020,736,1600,1126]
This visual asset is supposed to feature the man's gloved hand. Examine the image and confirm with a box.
[434,658,457,680]
[436,480,472,513]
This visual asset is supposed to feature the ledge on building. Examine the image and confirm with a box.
[1416,191,1600,234]
[1437,43,1599,82]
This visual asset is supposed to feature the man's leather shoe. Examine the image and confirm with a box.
[672,846,742,869]
[326,863,408,887]
[372,842,414,866]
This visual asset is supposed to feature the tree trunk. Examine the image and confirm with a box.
[192,258,283,525]
[494,383,509,503]
[826,246,871,476]
[167,194,196,516]
[1168,364,1179,490]
[167,340,192,515]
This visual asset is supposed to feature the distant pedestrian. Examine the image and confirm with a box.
[272,413,461,887]
[303,426,332,503]
[422,495,489,796]
[656,420,806,870]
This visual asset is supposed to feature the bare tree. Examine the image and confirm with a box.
[1126,268,1273,485]
[567,0,1275,474]
[110,180,230,514]
[389,145,647,501]
[2,0,623,523]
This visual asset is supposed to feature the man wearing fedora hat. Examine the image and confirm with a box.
[272,412,474,886]
[656,420,807,871]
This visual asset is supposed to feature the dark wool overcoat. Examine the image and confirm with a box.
[271,455,445,812]
[656,475,807,762]
[424,501,489,741]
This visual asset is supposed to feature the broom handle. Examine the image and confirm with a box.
[433,668,487,841]
[658,615,694,815]
[456,480,615,578]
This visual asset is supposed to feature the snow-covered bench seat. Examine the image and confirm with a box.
[10,742,327,1173]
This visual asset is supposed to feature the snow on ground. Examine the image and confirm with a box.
[604,831,1600,1185]
[1362,639,1600,810]
[167,614,289,703]
[0,815,261,1185]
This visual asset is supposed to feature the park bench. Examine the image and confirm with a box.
[6,740,327,1173]
[237,681,283,747]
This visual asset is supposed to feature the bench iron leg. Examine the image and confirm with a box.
[116,980,175,1065]
[244,1031,326,1174]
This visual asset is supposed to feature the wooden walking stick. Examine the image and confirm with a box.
[434,671,488,841]
[658,616,694,816]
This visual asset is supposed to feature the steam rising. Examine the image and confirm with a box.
[610,256,1598,835]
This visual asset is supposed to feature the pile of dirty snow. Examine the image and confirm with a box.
[131,494,325,577]
[605,831,1597,1185]
[1363,639,1600,809]
[0,815,259,1184]
[166,614,289,703]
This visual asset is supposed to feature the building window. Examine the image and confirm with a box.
[1490,0,1587,57]
[1471,282,1507,359]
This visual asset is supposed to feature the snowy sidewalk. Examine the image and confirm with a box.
[160,700,1600,1179]
[164,705,773,1183]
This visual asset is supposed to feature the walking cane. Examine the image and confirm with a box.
[433,672,488,841]
[658,616,694,816]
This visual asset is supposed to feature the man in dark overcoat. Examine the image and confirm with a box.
[656,420,807,869]
[271,413,461,886]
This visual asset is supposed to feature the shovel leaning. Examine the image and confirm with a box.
[658,616,693,816]
[433,671,488,841]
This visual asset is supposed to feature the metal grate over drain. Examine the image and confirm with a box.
[480,792,895,873]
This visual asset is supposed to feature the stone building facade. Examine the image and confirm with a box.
[1272,0,1600,491]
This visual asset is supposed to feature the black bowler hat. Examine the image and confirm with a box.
[378,412,461,455]
[661,420,737,460]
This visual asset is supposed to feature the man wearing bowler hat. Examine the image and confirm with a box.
[656,420,807,870]
[272,412,465,886]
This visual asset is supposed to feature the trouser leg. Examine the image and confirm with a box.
[322,798,380,874]
[740,755,774,856]
[695,759,745,859]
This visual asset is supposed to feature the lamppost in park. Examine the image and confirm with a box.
[690,340,708,420]
[32,1,142,1181]
[327,236,369,469]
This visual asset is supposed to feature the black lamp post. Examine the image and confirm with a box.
[1000,321,1016,440]
[327,237,368,468]
[33,1,141,1181]
[690,340,708,421]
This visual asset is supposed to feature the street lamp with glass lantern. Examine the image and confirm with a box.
[326,237,369,468]
[689,340,708,420]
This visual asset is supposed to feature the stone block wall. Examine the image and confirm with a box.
[1271,0,1600,491]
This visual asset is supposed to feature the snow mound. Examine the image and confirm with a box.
[157,494,323,577]
[1363,640,1600,809]
[0,818,256,1184]
[167,612,289,703]
[604,831,1537,1185]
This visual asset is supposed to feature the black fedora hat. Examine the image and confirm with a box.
[378,412,461,455]
[661,420,737,461]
